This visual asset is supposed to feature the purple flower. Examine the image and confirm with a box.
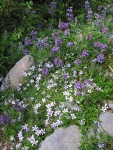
[98,142,104,149]
[62,72,70,80]
[102,26,109,34]
[98,6,102,11]
[84,1,93,20]
[42,67,49,75]
[100,43,108,50]
[97,53,105,63]
[0,113,11,125]
[30,30,37,36]
[66,7,74,22]
[67,42,73,47]
[94,41,101,48]
[63,29,70,36]
[84,80,90,86]
[75,81,83,90]
[49,2,56,15]
[84,1,90,10]
[94,41,108,50]
[22,49,29,55]
[54,57,62,67]
[80,50,89,58]
[51,46,60,53]
[55,37,62,46]
[24,37,32,45]
[58,22,69,30]
[52,32,58,39]
[12,101,24,112]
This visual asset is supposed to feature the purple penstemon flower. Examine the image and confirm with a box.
[75,81,83,90]
[52,32,58,39]
[97,53,105,63]
[22,49,29,55]
[12,101,25,112]
[100,43,108,50]
[94,41,108,50]
[63,28,70,36]
[94,41,101,48]
[84,80,90,86]
[67,42,73,47]
[51,46,60,53]
[54,57,63,67]
[58,22,69,30]
[84,1,93,20]
[66,7,74,22]
[49,2,56,15]
[55,37,62,46]
[30,30,37,36]
[42,67,49,75]
[24,37,32,45]
[98,142,104,149]
[80,50,89,58]
[0,113,11,125]
[102,26,109,34]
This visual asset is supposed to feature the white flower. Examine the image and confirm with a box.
[54,110,61,116]
[10,136,14,141]
[38,129,45,135]
[22,124,29,132]
[30,79,34,83]
[42,98,46,103]
[30,66,35,71]
[80,119,85,125]
[71,113,76,119]
[34,103,41,110]
[18,83,22,87]
[30,97,34,101]
[27,135,38,145]
[46,85,52,90]
[88,89,92,93]
[22,146,29,150]
[28,72,32,76]
[79,70,83,75]
[16,143,21,149]
[63,91,70,96]
[46,94,51,98]
[17,130,23,142]
[42,91,46,95]
[32,125,39,132]
[63,108,68,113]
[23,72,27,77]
[67,96,73,102]
[27,84,30,87]
[101,103,108,112]
[45,119,49,126]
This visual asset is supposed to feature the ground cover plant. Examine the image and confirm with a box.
[0,1,113,150]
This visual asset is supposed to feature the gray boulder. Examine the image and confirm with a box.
[39,125,82,150]
[1,55,35,89]
[98,112,113,137]
[88,112,113,139]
